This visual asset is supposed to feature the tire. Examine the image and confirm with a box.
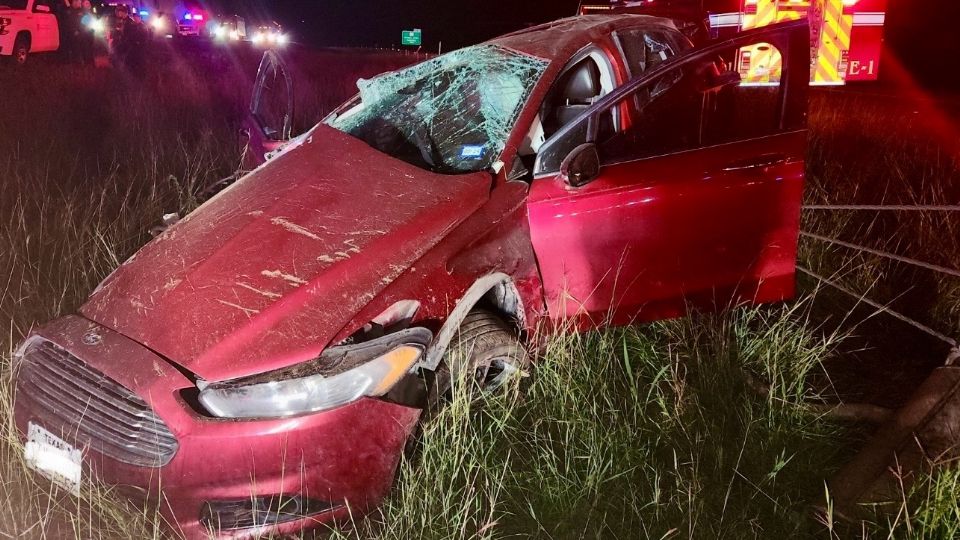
[406,308,529,462]
[12,34,29,66]
[437,308,530,399]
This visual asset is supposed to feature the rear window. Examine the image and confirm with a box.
[0,0,29,10]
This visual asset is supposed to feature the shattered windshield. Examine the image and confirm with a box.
[327,45,548,174]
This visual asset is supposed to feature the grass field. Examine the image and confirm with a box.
[1,45,959,539]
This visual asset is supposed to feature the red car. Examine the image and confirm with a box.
[14,15,808,538]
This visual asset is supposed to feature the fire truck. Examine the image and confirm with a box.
[580,0,887,85]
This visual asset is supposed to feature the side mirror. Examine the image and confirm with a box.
[34,4,50,12]
[560,143,599,187]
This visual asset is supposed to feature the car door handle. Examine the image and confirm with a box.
[722,153,789,171]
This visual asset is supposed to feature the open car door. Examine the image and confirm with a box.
[527,20,809,328]
[241,50,294,170]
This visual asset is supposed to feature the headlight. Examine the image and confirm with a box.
[198,327,432,419]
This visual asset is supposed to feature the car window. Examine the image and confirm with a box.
[522,46,617,169]
[535,35,801,176]
[539,48,616,140]
[614,28,689,79]
[0,0,28,9]
[327,45,548,175]
[701,41,785,146]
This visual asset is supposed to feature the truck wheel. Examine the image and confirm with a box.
[12,35,30,66]
[439,308,530,398]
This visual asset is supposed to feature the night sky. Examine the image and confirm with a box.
[216,0,959,89]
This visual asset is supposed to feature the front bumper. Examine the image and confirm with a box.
[13,315,421,539]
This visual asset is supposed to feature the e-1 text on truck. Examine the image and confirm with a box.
[581,0,887,85]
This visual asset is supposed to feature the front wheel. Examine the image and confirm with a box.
[438,308,530,398]
[404,308,529,463]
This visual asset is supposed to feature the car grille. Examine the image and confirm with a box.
[16,339,178,467]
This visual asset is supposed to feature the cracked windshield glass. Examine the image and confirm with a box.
[327,44,548,174]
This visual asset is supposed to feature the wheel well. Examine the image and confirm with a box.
[418,273,526,372]
[16,31,31,48]
[477,280,525,332]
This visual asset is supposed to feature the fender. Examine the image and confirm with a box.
[416,272,523,372]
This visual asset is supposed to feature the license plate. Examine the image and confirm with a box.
[24,422,82,496]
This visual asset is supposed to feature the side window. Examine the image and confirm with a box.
[614,29,686,79]
[700,41,784,146]
[534,32,803,177]
[597,65,699,165]
[602,39,788,165]
[539,48,617,141]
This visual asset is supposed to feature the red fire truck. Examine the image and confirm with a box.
[580,0,887,84]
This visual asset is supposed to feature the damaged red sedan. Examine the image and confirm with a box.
[13,14,809,538]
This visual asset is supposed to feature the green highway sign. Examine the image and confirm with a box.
[401,28,422,46]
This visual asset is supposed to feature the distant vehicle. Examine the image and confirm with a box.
[117,0,205,37]
[250,20,286,47]
[0,0,59,65]
[581,0,887,84]
[15,14,809,539]
[209,13,244,42]
[174,4,205,36]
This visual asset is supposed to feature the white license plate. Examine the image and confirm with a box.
[24,422,82,496]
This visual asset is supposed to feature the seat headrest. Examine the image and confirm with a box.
[560,59,601,101]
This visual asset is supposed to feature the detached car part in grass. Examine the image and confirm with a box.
[14,15,810,539]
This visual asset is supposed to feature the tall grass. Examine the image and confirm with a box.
[330,302,854,539]
[803,91,960,339]
[1,52,958,538]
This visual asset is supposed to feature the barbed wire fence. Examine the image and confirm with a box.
[799,204,960,365]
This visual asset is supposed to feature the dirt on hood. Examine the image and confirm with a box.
[81,125,491,382]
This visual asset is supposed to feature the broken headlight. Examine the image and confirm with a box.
[198,327,432,419]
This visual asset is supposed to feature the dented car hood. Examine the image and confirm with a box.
[81,125,491,382]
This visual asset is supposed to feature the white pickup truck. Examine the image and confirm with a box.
[0,0,59,65]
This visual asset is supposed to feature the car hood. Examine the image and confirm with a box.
[81,125,490,382]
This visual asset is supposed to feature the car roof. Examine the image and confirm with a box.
[490,14,679,62]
